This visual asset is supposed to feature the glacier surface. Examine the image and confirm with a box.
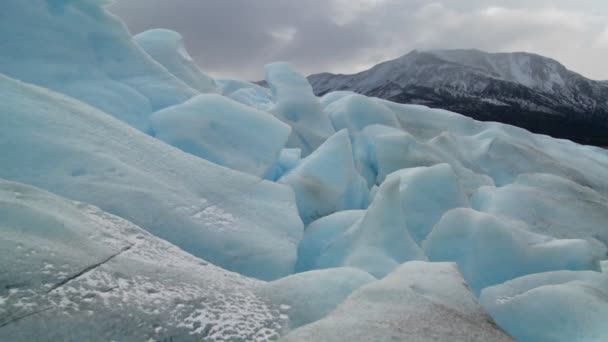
[0,0,197,132]
[0,74,302,281]
[151,94,291,177]
[1,1,608,341]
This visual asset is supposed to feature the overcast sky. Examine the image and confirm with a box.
[109,0,608,81]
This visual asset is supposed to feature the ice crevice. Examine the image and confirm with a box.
[46,244,134,293]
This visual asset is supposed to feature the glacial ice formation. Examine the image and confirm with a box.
[480,271,608,342]
[259,268,375,329]
[0,179,286,341]
[134,29,218,93]
[424,208,600,294]
[0,74,302,281]
[309,174,426,278]
[151,94,291,177]
[281,261,514,341]
[265,62,335,156]
[1,1,608,340]
[278,130,369,225]
[0,0,197,132]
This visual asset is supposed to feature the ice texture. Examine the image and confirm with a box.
[134,29,218,93]
[480,271,608,342]
[325,94,401,135]
[0,0,196,131]
[217,79,274,111]
[151,94,291,177]
[0,179,286,341]
[259,268,375,329]
[423,208,600,294]
[280,261,514,341]
[265,62,335,156]
[278,130,369,225]
[266,148,302,181]
[295,210,366,273]
[0,74,302,281]
[312,174,426,278]
[472,173,608,253]
[396,164,469,244]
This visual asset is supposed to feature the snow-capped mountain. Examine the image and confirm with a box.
[309,49,608,146]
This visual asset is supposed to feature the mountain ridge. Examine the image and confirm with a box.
[309,49,608,146]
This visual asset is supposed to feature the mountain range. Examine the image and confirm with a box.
[309,49,608,146]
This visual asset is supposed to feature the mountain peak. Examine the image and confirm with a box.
[308,49,608,146]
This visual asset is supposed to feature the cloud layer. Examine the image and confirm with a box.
[109,0,608,80]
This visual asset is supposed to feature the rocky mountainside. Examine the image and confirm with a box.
[309,49,608,146]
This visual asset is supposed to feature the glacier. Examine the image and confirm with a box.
[0,0,197,132]
[151,94,291,177]
[281,262,514,341]
[0,179,372,341]
[0,74,303,281]
[480,271,608,342]
[134,28,218,94]
[1,0,608,341]
[266,62,336,156]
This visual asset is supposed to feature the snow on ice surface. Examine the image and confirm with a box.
[151,94,291,177]
[480,271,608,342]
[0,74,303,281]
[259,268,375,329]
[265,62,335,156]
[0,179,286,342]
[0,0,197,132]
[135,29,218,94]
[280,261,514,341]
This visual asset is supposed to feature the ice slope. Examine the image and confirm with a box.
[134,29,218,93]
[280,261,514,341]
[151,94,291,177]
[266,62,335,156]
[0,74,303,281]
[278,130,369,225]
[0,179,287,341]
[480,271,608,342]
[0,179,378,341]
[0,0,197,131]
[424,209,600,294]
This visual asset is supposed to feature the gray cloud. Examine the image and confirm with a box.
[108,0,608,80]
